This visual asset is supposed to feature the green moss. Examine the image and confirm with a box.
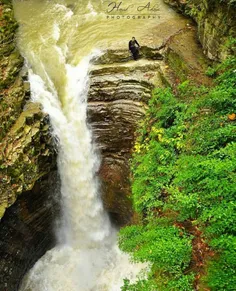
[0,203,8,218]
[166,49,189,82]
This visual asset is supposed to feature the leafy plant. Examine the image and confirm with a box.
[119,57,236,290]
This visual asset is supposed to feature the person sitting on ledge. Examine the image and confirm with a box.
[129,37,140,60]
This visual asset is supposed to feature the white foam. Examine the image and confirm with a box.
[87,1,97,16]
[20,51,147,291]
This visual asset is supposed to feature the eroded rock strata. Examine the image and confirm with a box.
[88,59,162,224]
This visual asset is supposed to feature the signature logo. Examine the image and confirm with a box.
[106,1,160,14]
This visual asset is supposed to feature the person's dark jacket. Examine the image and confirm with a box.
[129,39,140,52]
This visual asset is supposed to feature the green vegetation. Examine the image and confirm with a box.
[119,58,236,290]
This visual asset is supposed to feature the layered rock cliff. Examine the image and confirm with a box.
[164,0,236,60]
[88,56,161,224]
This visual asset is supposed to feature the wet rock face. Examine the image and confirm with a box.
[0,102,56,218]
[0,171,60,291]
[195,1,236,60]
[0,0,25,140]
[164,0,236,60]
[0,1,56,219]
[88,60,162,224]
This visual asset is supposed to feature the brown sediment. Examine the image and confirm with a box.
[174,220,215,291]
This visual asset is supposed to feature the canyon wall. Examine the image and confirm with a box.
[0,172,60,290]
[88,53,162,224]
[164,0,236,60]
[0,2,58,289]
[0,0,56,219]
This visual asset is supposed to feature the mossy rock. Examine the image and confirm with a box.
[0,103,56,218]
[0,1,57,219]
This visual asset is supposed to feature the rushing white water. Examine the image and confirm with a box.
[20,50,147,291]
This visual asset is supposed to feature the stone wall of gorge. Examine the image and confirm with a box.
[88,53,163,224]
[164,0,236,61]
[0,0,56,219]
[0,2,58,289]
[0,172,60,291]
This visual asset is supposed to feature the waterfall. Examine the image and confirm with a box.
[19,52,146,291]
[11,0,161,288]
[29,52,112,248]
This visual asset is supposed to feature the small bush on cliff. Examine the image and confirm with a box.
[119,57,236,291]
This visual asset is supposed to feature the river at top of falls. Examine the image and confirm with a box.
[12,1,181,290]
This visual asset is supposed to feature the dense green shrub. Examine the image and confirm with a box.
[119,58,236,290]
